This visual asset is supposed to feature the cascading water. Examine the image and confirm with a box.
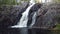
[30,0,35,3]
[11,0,36,28]
[29,12,37,27]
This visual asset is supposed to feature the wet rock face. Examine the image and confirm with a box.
[27,3,42,26]
[0,2,29,28]
[0,2,60,30]
[33,3,60,29]
[0,6,21,28]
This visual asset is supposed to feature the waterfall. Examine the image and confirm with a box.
[29,0,35,5]
[30,0,35,3]
[11,3,35,28]
[29,12,37,27]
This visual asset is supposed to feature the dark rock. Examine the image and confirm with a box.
[27,3,42,26]
[33,3,60,29]
[0,5,28,28]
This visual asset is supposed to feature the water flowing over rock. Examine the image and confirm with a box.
[33,3,60,29]
[0,2,60,34]
[27,3,42,27]
[0,2,29,28]
[11,3,36,28]
[29,12,37,27]
[0,2,60,30]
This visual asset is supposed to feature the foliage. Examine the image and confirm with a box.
[53,0,60,3]
[53,24,60,30]
[0,0,18,5]
[0,0,30,5]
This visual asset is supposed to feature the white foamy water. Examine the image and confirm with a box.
[29,12,37,27]
[11,3,35,28]
[30,0,35,4]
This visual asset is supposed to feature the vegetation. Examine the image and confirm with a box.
[0,0,17,5]
[0,0,30,5]
[0,0,60,34]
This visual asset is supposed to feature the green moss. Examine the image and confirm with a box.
[0,0,19,5]
[53,24,60,30]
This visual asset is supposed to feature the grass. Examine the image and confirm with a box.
[53,24,60,30]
